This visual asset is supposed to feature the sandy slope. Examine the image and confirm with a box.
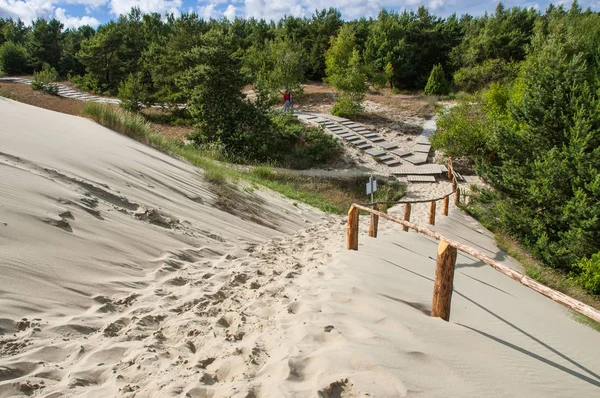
[0,98,324,321]
[1,99,600,397]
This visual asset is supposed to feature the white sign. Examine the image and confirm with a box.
[366,177,377,195]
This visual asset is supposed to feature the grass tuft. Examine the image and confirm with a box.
[83,102,153,141]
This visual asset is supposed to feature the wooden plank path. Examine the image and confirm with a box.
[299,111,446,180]
[1,77,121,104]
[392,164,447,176]
[407,175,437,182]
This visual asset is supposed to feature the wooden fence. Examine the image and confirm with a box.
[346,204,600,325]
[361,157,461,229]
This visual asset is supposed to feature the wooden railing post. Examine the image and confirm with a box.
[447,157,452,180]
[455,187,460,206]
[429,201,436,225]
[369,204,379,238]
[443,196,449,216]
[431,241,457,321]
[347,205,359,250]
[403,203,411,232]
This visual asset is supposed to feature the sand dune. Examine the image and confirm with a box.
[1,99,599,397]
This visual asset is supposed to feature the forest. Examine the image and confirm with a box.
[1,2,600,296]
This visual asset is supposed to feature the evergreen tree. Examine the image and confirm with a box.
[27,18,64,71]
[424,64,449,95]
[325,25,367,116]
[179,30,273,160]
[252,37,307,106]
[0,41,29,74]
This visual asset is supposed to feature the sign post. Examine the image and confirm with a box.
[366,175,379,238]
[366,175,377,203]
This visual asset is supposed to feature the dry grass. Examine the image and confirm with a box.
[0,82,194,140]
[297,82,437,119]
[0,81,85,116]
[366,88,437,118]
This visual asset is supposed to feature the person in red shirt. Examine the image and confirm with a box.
[283,91,290,111]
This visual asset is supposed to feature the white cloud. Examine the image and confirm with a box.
[55,7,100,27]
[197,1,217,18]
[62,0,108,7]
[108,0,183,16]
[242,0,305,20]
[0,0,54,23]
[223,3,235,18]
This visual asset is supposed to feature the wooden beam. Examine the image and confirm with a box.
[443,196,449,216]
[347,205,359,250]
[403,203,411,232]
[455,187,460,206]
[350,203,600,324]
[431,241,457,321]
[369,204,379,238]
[429,201,436,225]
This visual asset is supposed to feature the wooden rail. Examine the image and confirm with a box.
[346,203,600,324]
[359,158,461,228]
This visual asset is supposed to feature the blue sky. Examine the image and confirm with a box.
[0,0,598,29]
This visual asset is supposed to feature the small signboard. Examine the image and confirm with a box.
[366,175,377,204]
[366,178,377,195]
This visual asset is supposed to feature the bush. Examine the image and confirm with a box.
[31,63,59,95]
[424,64,449,95]
[270,112,340,169]
[0,41,29,75]
[453,59,519,92]
[431,97,489,159]
[118,73,148,112]
[70,73,105,94]
[575,253,600,295]
[331,95,363,118]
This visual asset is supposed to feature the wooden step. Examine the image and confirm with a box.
[413,144,431,153]
[383,159,401,167]
[365,148,386,157]
[392,165,446,176]
[379,141,398,150]
[407,175,437,182]
[391,149,411,157]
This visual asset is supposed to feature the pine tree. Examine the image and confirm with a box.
[424,64,449,95]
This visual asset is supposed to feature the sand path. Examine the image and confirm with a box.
[2,98,599,398]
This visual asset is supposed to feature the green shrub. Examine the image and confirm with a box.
[331,95,363,118]
[270,113,340,168]
[575,253,600,295]
[431,93,490,159]
[424,64,449,95]
[453,59,519,92]
[31,63,59,95]
[118,73,147,112]
[70,73,105,94]
[0,41,29,75]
